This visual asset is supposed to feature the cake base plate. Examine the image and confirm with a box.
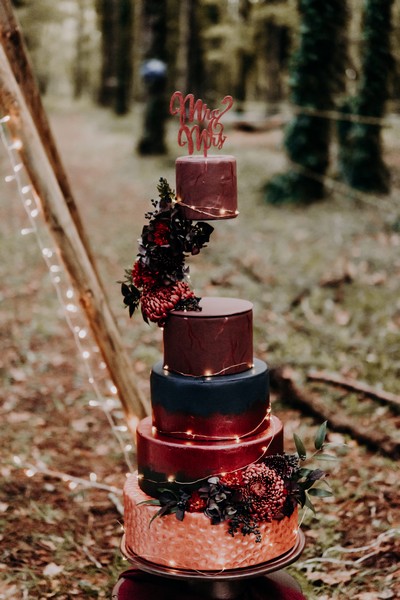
[120,529,305,581]
[112,567,306,599]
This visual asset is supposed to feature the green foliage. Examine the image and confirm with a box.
[338,0,395,193]
[265,0,347,205]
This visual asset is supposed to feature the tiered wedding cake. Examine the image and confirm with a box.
[121,94,324,572]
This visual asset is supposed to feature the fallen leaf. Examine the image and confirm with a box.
[43,562,64,577]
[308,569,358,585]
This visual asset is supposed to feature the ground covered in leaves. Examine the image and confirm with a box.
[0,100,399,599]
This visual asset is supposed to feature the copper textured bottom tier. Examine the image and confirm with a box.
[124,474,299,572]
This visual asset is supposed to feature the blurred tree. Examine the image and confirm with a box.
[96,0,133,114]
[265,0,347,204]
[137,0,168,155]
[175,0,204,98]
[73,0,94,99]
[252,1,297,114]
[337,0,395,193]
[234,0,252,113]
[11,0,64,94]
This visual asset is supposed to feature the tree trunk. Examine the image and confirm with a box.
[73,0,86,99]
[137,0,168,155]
[0,44,148,423]
[337,0,394,193]
[234,0,252,113]
[265,21,283,114]
[114,0,134,115]
[265,0,348,205]
[96,0,118,107]
[175,0,204,98]
[175,0,191,93]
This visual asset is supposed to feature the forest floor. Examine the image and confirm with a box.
[0,99,399,599]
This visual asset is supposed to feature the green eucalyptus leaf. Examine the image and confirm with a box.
[149,506,167,527]
[308,487,333,498]
[137,499,161,507]
[297,467,313,478]
[316,453,338,462]
[293,433,307,460]
[314,421,328,450]
[304,494,316,514]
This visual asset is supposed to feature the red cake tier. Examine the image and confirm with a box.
[175,155,238,220]
[163,297,253,377]
[137,415,284,497]
[151,359,270,440]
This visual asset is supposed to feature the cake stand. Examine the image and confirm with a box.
[113,530,306,599]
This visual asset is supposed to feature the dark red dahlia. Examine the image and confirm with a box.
[219,470,244,489]
[141,280,195,326]
[187,491,207,513]
[242,463,285,522]
[152,221,170,246]
[131,261,157,290]
[264,454,299,479]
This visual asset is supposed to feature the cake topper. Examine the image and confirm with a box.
[170,91,233,157]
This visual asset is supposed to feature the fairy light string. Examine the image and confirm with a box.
[0,112,136,478]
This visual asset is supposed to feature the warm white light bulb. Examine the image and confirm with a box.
[10,139,23,150]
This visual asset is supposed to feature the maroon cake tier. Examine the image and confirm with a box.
[163,297,253,377]
[137,415,283,496]
[175,155,238,220]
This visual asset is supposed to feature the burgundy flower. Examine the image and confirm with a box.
[132,261,157,290]
[219,470,244,489]
[187,491,207,513]
[141,280,195,326]
[152,221,170,246]
[242,463,285,522]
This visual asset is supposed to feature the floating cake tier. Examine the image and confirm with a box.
[151,358,270,440]
[124,474,299,571]
[163,297,253,377]
[175,155,238,220]
[137,415,283,497]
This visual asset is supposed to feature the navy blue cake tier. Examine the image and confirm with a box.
[151,358,270,440]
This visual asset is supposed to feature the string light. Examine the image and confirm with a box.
[12,456,122,495]
[0,113,135,474]
[155,411,270,441]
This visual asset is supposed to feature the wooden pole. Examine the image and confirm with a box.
[0,44,148,422]
[0,0,99,278]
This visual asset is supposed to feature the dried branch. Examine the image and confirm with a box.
[270,366,400,459]
[307,370,400,409]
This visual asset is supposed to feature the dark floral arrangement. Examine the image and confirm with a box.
[121,178,214,326]
[140,422,334,542]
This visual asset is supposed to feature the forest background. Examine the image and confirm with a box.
[1,1,400,599]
